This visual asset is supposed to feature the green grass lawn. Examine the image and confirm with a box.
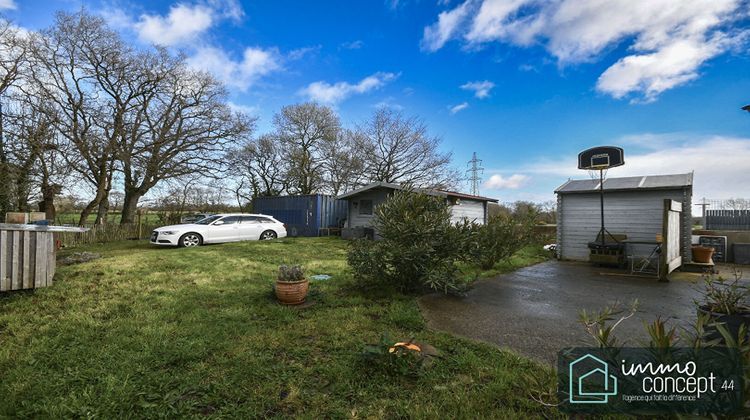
[0,238,561,418]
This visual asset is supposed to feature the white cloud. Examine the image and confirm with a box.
[100,7,135,30]
[288,45,321,60]
[187,46,281,91]
[484,174,529,189]
[421,0,474,52]
[207,0,244,21]
[596,37,729,101]
[460,80,495,98]
[0,0,16,10]
[227,101,259,116]
[449,102,469,114]
[340,40,364,50]
[374,97,404,110]
[422,0,747,100]
[135,4,214,46]
[299,72,398,104]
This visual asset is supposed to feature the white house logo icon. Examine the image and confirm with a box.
[569,353,618,404]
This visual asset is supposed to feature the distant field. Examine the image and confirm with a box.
[54,212,163,225]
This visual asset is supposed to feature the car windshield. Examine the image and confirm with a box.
[194,215,221,225]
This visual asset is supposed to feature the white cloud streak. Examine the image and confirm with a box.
[421,0,474,52]
[340,40,364,50]
[299,72,398,104]
[460,80,495,98]
[422,0,747,100]
[484,174,529,189]
[0,0,16,10]
[449,102,469,114]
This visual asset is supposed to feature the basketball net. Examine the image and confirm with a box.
[587,167,608,183]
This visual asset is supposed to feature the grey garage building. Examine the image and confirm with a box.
[555,173,693,262]
[337,182,498,233]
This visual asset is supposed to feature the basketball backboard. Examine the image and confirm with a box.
[578,146,624,170]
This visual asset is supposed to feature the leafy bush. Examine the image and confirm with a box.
[698,268,749,315]
[277,265,305,282]
[347,189,470,294]
[467,213,538,270]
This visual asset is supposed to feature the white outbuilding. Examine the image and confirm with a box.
[554,173,693,263]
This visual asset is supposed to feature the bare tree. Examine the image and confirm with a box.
[274,102,340,194]
[0,20,28,217]
[117,63,253,224]
[3,95,70,219]
[358,107,456,188]
[232,133,289,198]
[321,128,365,195]
[29,12,125,225]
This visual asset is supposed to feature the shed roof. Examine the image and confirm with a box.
[555,173,693,194]
[337,181,498,202]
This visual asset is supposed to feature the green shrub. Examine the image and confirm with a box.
[468,213,537,270]
[347,189,469,294]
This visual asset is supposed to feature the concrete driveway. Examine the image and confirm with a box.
[418,260,730,364]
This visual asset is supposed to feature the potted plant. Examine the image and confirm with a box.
[696,268,750,341]
[691,245,715,263]
[275,265,308,305]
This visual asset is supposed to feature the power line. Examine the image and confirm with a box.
[466,152,483,196]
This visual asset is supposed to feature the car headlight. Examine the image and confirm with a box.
[160,231,177,235]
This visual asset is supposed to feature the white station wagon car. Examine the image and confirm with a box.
[150,213,287,247]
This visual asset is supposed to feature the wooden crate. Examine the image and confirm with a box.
[0,229,55,290]
[0,224,88,292]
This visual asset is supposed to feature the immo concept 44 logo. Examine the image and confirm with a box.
[558,348,743,415]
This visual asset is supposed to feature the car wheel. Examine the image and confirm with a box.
[179,232,202,247]
[260,230,277,240]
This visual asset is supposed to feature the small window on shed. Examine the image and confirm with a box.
[359,199,373,215]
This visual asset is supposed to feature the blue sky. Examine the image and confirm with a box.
[6,0,750,203]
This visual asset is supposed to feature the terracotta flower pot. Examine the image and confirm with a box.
[692,245,715,263]
[275,279,309,305]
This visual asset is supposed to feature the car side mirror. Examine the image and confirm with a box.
[214,220,225,225]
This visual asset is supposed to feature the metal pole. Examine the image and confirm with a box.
[599,169,604,247]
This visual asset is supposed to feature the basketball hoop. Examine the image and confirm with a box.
[577,146,625,247]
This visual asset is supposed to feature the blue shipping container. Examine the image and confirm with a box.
[252,194,348,237]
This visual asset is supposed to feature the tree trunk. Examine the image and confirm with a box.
[120,189,143,224]
[38,182,60,221]
[95,167,114,225]
[0,163,9,218]
[78,183,107,226]
[95,192,109,225]
[78,196,100,226]
[14,169,31,212]
[0,102,9,219]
